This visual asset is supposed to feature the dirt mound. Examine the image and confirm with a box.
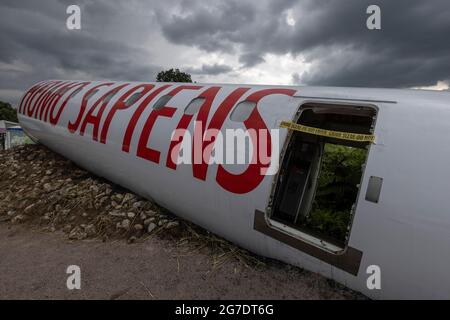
[0,144,263,268]
[1,145,170,239]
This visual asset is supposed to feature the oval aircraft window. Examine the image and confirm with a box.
[57,87,69,96]
[153,94,172,110]
[103,91,117,103]
[84,89,99,101]
[184,98,205,115]
[124,92,141,107]
[230,101,256,122]
[70,87,83,97]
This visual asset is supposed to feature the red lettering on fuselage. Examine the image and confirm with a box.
[35,81,69,121]
[25,81,58,117]
[79,83,130,141]
[165,86,221,172]
[216,88,296,194]
[30,82,64,119]
[136,106,177,164]
[19,81,50,114]
[21,81,297,194]
[165,87,251,183]
[100,83,155,145]
[135,85,202,163]
[122,84,172,152]
[68,82,113,133]
[40,81,75,122]
[49,82,91,125]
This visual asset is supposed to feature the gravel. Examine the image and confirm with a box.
[0,144,181,242]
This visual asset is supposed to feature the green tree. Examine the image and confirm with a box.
[306,144,368,242]
[156,68,192,83]
[0,101,18,122]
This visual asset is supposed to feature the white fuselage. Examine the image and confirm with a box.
[17,80,450,299]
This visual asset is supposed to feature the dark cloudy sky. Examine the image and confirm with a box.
[1,0,450,105]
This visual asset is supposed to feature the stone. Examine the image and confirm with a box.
[132,201,143,209]
[68,227,87,240]
[42,212,52,221]
[114,193,124,201]
[85,224,96,236]
[127,212,136,219]
[24,204,35,214]
[158,219,168,226]
[99,196,109,206]
[121,219,130,229]
[122,193,135,204]
[165,221,179,229]
[127,236,137,244]
[147,223,157,233]
[109,211,126,217]
[134,224,143,231]
[11,214,27,223]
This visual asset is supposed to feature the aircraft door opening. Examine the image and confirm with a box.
[267,102,377,253]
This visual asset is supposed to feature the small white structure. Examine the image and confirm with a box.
[0,120,31,150]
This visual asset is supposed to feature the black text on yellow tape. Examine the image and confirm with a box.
[280,121,375,143]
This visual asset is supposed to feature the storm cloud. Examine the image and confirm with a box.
[186,63,233,75]
[159,0,450,87]
[1,0,450,105]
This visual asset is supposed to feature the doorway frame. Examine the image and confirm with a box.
[263,99,379,255]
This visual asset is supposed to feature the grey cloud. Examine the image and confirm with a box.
[1,0,450,106]
[291,73,302,85]
[0,0,161,105]
[157,0,450,88]
[157,0,256,53]
[238,52,265,68]
[186,63,233,75]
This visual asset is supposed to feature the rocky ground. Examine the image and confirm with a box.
[0,144,364,299]
[0,144,189,244]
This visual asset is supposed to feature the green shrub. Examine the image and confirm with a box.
[0,101,18,122]
[306,144,367,242]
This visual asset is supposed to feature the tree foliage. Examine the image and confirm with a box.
[0,101,18,122]
[156,68,192,83]
[306,144,367,242]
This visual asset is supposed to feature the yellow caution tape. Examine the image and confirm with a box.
[280,121,375,143]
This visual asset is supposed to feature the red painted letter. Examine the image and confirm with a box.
[100,83,154,144]
[216,88,296,194]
